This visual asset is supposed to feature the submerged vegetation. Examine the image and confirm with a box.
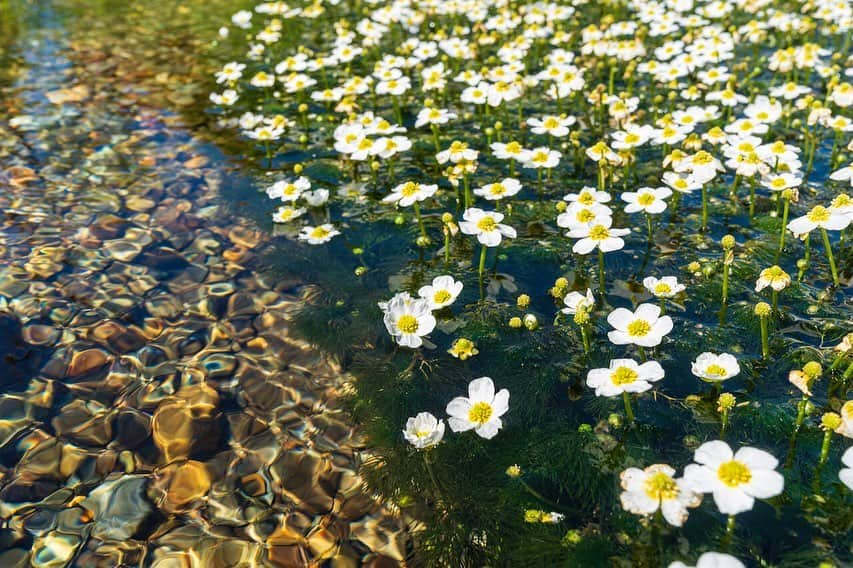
[205,0,850,565]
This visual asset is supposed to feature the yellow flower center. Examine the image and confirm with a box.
[468,402,493,424]
[705,364,728,377]
[717,460,752,487]
[654,283,672,295]
[576,208,596,223]
[578,192,595,205]
[611,366,638,385]
[770,178,787,189]
[589,224,610,240]
[806,206,830,223]
[396,314,419,334]
[450,140,467,152]
[637,193,656,206]
[489,183,506,196]
[477,216,498,232]
[627,319,651,337]
[624,133,640,144]
[505,141,522,154]
[433,290,452,304]
[309,226,330,239]
[400,182,419,197]
[544,117,560,129]
[643,471,679,501]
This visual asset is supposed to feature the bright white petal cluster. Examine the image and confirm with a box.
[691,352,740,382]
[379,292,436,348]
[669,552,745,568]
[403,412,445,449]
[619,464,701,527]
[459,208,517,247]
[446,377,509,439]
[418,275,463,310]
[607,304,673,347]
[587,359,665,396]
[643,276,685,298]
[683,441,784,515]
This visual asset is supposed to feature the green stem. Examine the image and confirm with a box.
[721,409,729,437]
[820,228,839,286]
[478,245,488,280]
[777,197,789,260]
[580,324,590,355]
[785,395,809,468]
[759,316,769,359]
[622,391,635,425]
[701,185,709,231]
[413,202,427,238]
[818,429,833,467]
[598,248,606,296]
[721,264,729,303]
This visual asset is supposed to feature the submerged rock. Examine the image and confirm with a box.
[81,475,152,541]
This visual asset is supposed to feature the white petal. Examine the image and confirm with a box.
[446,397,472,420]
[734,447,778,470]
[491,389,510,417]
[468,377,495,403]
[694,441,733,467]
[712,486,755,515]
[475,418,502,439]
[743,469,784,499]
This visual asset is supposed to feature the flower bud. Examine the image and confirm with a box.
[523,313,539,330]
[721,234,735,249]
[294,163,304,174]
[717,393,736,412]
[754,302,771,317]
[441,212,454,224]
[354,266,367,276]
[517,294,531,308]
[506,464,522,478]
[509,316,523,329]
[820,412,842,431]
[803,361,822,379]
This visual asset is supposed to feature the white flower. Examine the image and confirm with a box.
[446,377,509,439]
[418,275,463,310]
[587,358,665,396]
[643,276,685,298]
[380,293,436,349]
[840,446,853,490]
[556,202,613,231]
[754,265,791,292]
[607,304,673,347]
[691,352,740,382]
[474,178,522,201]
[403,412,445,449]
[272,206,305,223]
[561,288,595,314]
[786,205,850,237]
[683,441,784,515]
[528,115,574,137]
[304,189,330,207]
[298,224,340,245]
[621,186,672,214]
[382,181,438,207]
[830,163,853,187]
[669,552,745,568]
[619,464,701,527]
[567,218,630,254]
[459,208,517,247]
[564,187,611,206]
[521,146,562,169]
[415,107,457,128]
[267,177,311,202]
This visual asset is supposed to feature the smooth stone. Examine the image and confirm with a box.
[81,475,152,540]
[66,348,112,378]
[31,532,80,568]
